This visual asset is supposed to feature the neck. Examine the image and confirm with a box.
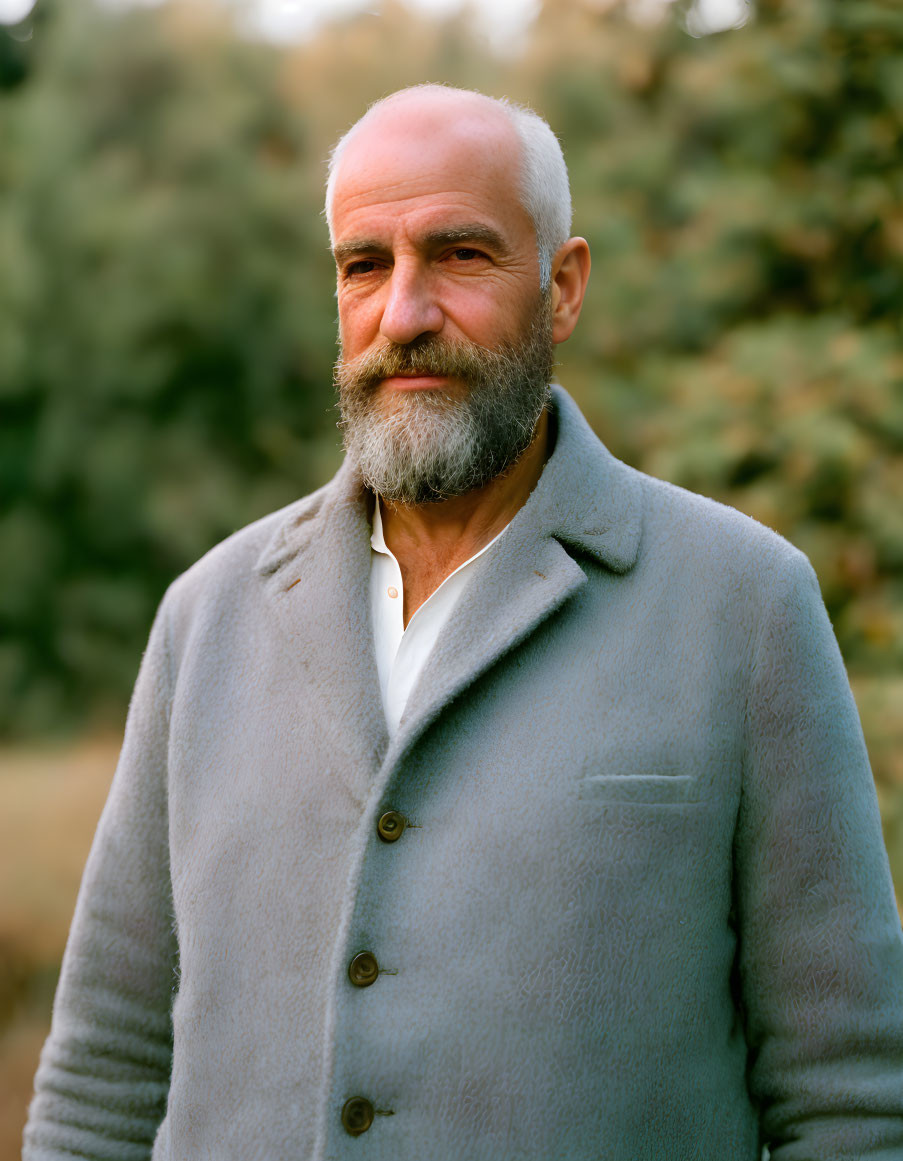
[379,408,550,625]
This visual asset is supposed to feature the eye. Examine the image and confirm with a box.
[443,247,493,269]
[344,259,379,277]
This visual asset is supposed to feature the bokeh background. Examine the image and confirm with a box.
[2,0,901,1151]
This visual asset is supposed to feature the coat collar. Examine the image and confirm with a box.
[253,385,644,769]
[519,384,642,574]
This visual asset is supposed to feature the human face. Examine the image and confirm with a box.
[330,97,554,502]
[330,96,545,396]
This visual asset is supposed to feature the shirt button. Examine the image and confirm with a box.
[348,951,379,987]
[341,1096,374,1136]
[387,585,399,599]
[377,810,407,843]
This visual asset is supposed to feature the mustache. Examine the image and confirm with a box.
[335,335,511,389]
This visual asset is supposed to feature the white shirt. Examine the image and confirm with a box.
[369,499,508,736]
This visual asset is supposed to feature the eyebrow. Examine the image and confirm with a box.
[332,223,511,266]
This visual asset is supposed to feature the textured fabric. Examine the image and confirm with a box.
[24,386,903,1161]
[370,497,508,735]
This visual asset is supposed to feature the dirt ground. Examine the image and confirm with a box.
[2,684,901,1157]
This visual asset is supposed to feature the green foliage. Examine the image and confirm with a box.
[1,0,901,737]
[0,0,342,733]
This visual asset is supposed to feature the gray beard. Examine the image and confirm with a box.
[334,303,554,505]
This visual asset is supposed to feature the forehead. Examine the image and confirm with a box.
[330,97,534,247]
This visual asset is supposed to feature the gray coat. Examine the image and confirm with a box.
[25,386,903,1160]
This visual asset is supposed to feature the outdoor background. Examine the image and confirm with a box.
[2,0,902,1151]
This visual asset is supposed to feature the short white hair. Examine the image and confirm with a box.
[324,84,572,290]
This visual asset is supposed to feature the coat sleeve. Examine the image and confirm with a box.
[23,594,178,1161]
[736,549,903,1158]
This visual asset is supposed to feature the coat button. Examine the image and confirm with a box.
[348,951,379,987]
[377,810,407,843]
[342,1096,374,1136]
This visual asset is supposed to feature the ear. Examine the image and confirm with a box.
[549,237,591,344]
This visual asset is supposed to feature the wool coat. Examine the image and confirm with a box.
[24,386,903,1161]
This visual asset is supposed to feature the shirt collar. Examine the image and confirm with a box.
[370,495,389,555]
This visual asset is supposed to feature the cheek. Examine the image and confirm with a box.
[442,286,521,346]
[336,298,379,358]
[458,290,542,350]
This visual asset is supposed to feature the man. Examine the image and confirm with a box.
[25,85,903,1160]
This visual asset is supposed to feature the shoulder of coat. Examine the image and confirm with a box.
[635,469,814,589]
[162,480,335,612]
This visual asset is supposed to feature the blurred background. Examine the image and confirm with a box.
[1,0,901,1150]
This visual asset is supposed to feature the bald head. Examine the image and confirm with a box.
[333,85,515,154]
[325,84,572,289]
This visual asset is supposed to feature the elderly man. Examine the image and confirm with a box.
[25,85,903,1160]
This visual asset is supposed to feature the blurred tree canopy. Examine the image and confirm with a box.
[1,0,902,738]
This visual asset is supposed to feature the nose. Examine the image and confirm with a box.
[379,260,444,346]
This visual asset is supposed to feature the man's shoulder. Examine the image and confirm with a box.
[639,467,801,560]
[161,477,336,615]
[628,464,817,604]
[552,386,810,588]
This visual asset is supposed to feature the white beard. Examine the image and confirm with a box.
[335,301,554,505]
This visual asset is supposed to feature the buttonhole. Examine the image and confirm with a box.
[374,1109,395,1117]
[284,578,301,592]
[533,571,546,579]
[379,968,398,976]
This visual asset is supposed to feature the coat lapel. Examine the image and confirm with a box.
[387,385,645,763]
[254,459,390,778]
[386,523,587,765]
